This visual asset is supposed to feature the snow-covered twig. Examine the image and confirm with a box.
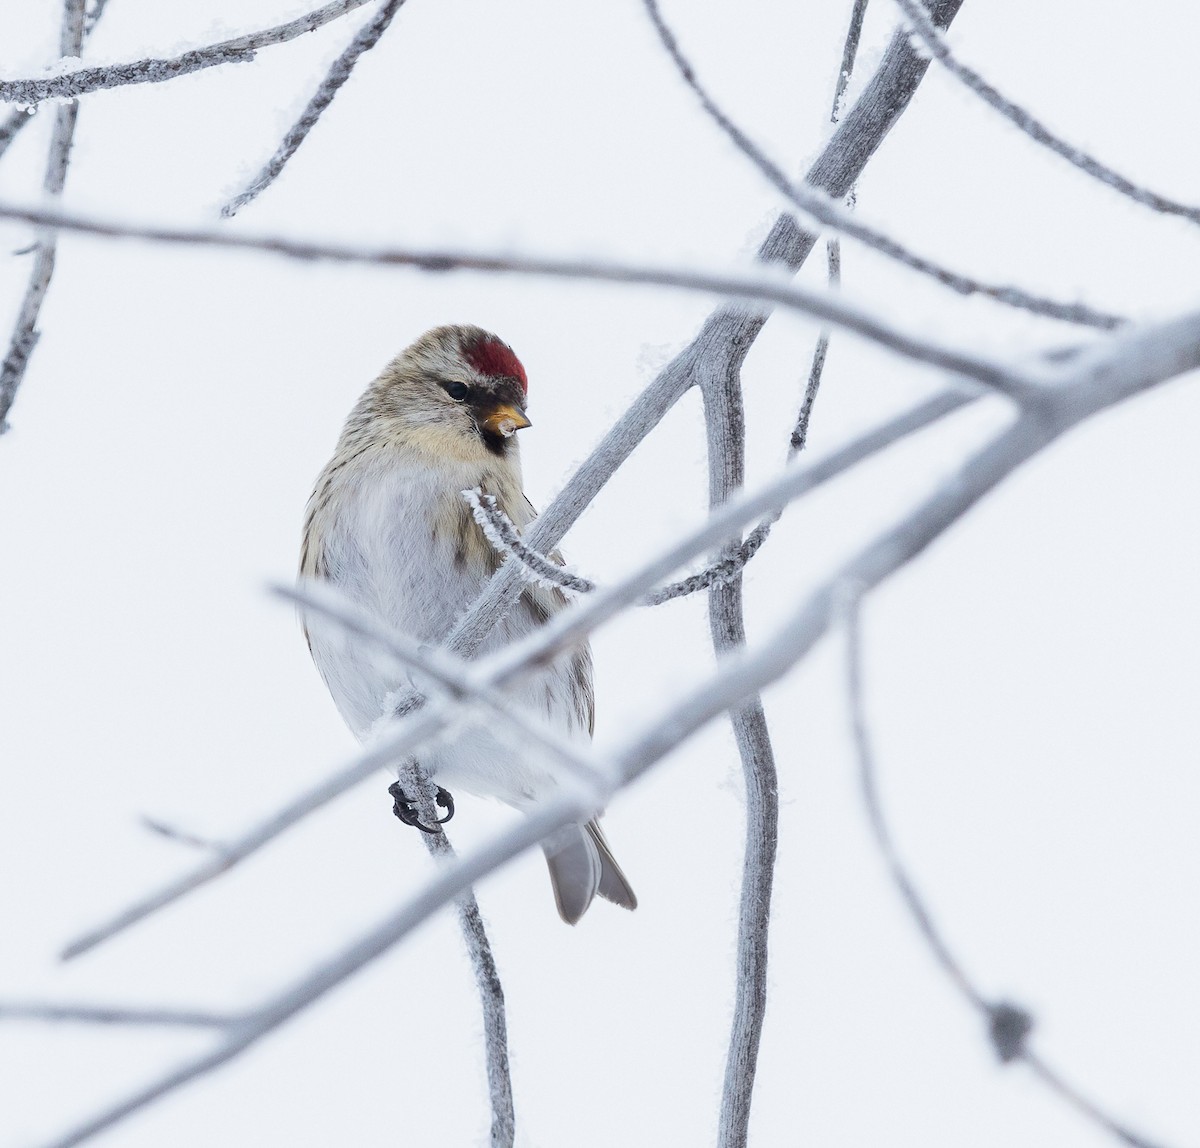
[843,594,1167,1148]
[464,490,596,594]
[0,0,110,165]
[893,0,1200,226]
[792,0,869,456]
[221,0,410,217]
[0,107,34,162]
[60,707,453,960]
[639,0,1124,331]
[0,0,85,433]
[414,814,515,1148]
[0,0,379,105]
[0,198,1040,401]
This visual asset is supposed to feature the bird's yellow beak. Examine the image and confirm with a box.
[479,403,532,438]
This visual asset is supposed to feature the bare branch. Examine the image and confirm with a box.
[0,1002,239,1028]
[0,0,86,433]
[0,197,1041,400]
[892,0,1200,226]
[0,0,378,105]
[410,805,516,1148]
[83,0,110,37]
[640,0,1124,330]
[59,709,453,960]
[843,595,1168,1148]
[0,0,110,164]
[793,0,868,455]
[40,803,581,1148]
[701,353,779,1148]
[221,0,409,217]
[0,106,34,162]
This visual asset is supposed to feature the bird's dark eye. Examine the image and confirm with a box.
[444,381,469,402]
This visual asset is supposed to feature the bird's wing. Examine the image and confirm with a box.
[512,494,595,737]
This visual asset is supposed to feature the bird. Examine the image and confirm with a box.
[300,323,637,924]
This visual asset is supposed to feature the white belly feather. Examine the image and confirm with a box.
[305,455,590,807]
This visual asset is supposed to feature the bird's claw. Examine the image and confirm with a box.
[387,781,455,834]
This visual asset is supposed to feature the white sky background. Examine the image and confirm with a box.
[1,0,1198,1145]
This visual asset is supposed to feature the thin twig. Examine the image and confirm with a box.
[0,0,378,105]
[843,595,1167,1148]
[640,0,1124,330]
[0,1002,240,1028]
[892,0,1200,226]
[0,0,86,433]
[0,197,1041,400]
[83,0,111,36]
[222,0,409,217]
[404,782,515,1148]
[793,0,868,456]
[0,106,34,162]
[0,0,109,164]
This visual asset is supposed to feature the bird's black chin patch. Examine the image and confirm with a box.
[479,426,509,456]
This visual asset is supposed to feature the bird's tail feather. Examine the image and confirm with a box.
[542,820,637,924]
[586,819,637,911]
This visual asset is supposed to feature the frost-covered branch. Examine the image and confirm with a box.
[892,0,1200,226]
[0,106,34,162]
[464,490,596,594]
[640,0,1123,330]
[0,0,109,164]
[0,0,379,105]
[843,596,1168,1148]
[221,0,410,217]
[793,0,869,456]
[700,347,779,1148]
[0,198,1039,400]
[0,0,85,433]
[415,820,515,1148]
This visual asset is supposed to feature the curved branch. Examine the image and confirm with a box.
[701,359,779,1148]
[221,0,410,217]
[0,0,377,105]
[0,197,1039,399]
[843,597,1167,1148]
[0,0,85,433]
[892,0,1200,226]
[640,0,1124,330]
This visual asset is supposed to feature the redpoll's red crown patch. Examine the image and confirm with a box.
[463,336,528,395]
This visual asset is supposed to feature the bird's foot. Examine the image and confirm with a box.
[387,781,455,834]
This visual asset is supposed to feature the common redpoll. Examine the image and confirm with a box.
[300,324,636,924]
